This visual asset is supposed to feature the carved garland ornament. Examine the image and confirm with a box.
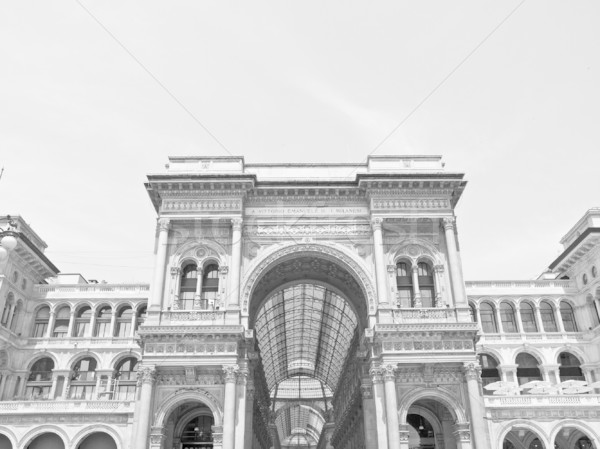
[241,243,376,313]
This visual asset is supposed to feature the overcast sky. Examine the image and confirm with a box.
[1,1,599,283]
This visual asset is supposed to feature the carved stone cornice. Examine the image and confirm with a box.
[223,365,239,383]
[243,224,372,237]
[371,198,450,210]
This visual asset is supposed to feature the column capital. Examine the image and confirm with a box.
[371,217,384,231]
[236,368,249,385]
[441,216,456,231]
[369,367,384,384]
[231,218,243,231]
[137,365,157,386]
[382,364,397,381]
[170,266,181,276]
[433,264,445,274]
[157,218,171,232]
[360,379,373,399]
[462,362,481,381]
[223,364,239,383]
[453,422,471,443]
[387,264,396,273]
[219,265,229,275]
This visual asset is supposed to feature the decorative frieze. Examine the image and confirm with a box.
[489,408,600,420]
[162,199,242,212]
[371,198,450,210]
[382,338,473,352]
[145,341,238,356]
[243,224,372,237]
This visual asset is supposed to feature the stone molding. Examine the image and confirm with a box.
[243,224,371,237]
[371,198,450,210]
[162,199,242,212]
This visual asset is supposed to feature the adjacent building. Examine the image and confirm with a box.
[0,155,598,449]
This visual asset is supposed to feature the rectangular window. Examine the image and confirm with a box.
[480,313,497,333]
[116,322,132,337]
[501,312,517,333]
[541,311,557,332]
[68,385,95,400]
[420,288,434,308]
[94,322,110,338]
[521,311,538,332]
[397,288,412,308]
[33,323,48,338]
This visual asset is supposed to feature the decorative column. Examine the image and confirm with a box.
[222,365,239,449]
[194,267,204,310]
[543,364,561,386]
[514,305,524,333]
[361,379,378,449]
[132,365,157,449]
[109,309,118,338]
[45,311,56,338]
[371,218,389,305]
[244,379,255,449]
[411,264,422,307]
[433,264,445,307]
[0,373,7,400]
[67,310,75,338]
[229,219,243,308]
[495,307,504,334]
[235,366,248,449]
[130,307,138,337]
[475,305,482,326]
[170,267,182,310]
[534,304,544,333]
[88,308,97,338]
[382,365,400,449]
[149,218,171,313]
[212,425,224,449]
[463,363,488,449]
[442,217,467,306]
[454,422,472,449]
[556,305,566,333]
[369,367,388,449]
[497,364,518,384]
[398,424,411,449]
[149,426,166,449]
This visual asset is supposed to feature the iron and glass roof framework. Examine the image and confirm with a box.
[255,283,358,446]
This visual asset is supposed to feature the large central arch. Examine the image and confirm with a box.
[242,242,376,324]
[243,243,372,448]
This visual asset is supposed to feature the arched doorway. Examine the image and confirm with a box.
[26,433,65,449]
[401,398,466,449]
[163,401,216,449]
[247,251,370,449]
[77,432,118,449]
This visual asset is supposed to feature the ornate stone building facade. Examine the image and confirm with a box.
[0,155,598,449]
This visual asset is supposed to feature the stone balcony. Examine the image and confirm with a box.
[0,399,134,414]
[477,331,587,344]
[26,336,138,349]
[160,310,239,326]
[484,394,600,408]
[378,308,458,325]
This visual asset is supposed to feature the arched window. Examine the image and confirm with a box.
[201,263,220,310]
[417,262,435,307]
[69,357,97,400]
[113,357,138,401]
[32,306,50,338]
[528,439,543,449]
[25,358,54,400]
[396,262,413,308]
[52,306,71,338]
[575,437,593,449]
[480,303,498,333]
[115,306,133,337]
[558,352,585,382]
[540,301,558,332]
[516,353,542,388]
[591,298,600,329]
[73,306,92,337]
[180,263,198,310]
[520,302,538,332]
[9,299,22,332]
[134,306,146,333]
[478,354,500,394]
[560,301,578,332]
[94,306,112,337]
[500,303,518,333]
[1,292,14,327]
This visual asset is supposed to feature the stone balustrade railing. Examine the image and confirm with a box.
[0,400,134,413]
[35,284,150,299]
[27,336,138,346]
[484,394,600,407]
[465,280,573,289]
[478,332,586,343]
[377,308,458,325]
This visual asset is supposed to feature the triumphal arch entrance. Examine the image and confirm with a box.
[135,155,485,449]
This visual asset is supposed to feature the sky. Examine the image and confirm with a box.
[1,1,599,283]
